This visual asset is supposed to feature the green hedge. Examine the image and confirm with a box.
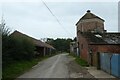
[2,35,35,67]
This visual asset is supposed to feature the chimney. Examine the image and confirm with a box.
[87,10,91,13]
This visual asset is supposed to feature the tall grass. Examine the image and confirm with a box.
[69,53,89,67]
[2,53,57,80]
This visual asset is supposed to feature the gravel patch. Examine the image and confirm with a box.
[67,56,94,78]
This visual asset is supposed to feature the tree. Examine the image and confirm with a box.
[1,19,12,66]
[46,38,73,53]
[0,19,11,36]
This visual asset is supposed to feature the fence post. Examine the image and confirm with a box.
[97,52,100,70]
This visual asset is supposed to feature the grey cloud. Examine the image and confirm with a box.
[0,2,118,39]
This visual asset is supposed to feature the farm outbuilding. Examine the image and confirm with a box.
[75,10,120,78]
[10,30,55,57]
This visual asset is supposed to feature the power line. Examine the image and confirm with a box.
[41,0,73,36]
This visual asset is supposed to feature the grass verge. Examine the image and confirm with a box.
[2,53,57,80]
[69,53,89,67]
[2,60,38,80]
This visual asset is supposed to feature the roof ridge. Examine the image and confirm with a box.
[11,30,55,49]
[76,10,104,25]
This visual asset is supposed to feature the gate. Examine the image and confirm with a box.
[100,53,111,74]
[100,53,120,78]
[111,54,120,78]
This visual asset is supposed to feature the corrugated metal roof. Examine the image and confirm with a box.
[81,32,120,45]
[81,32,107,44]
[102,33,120,44]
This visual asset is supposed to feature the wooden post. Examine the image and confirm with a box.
[97,52,100,70]
[50,48,51,56]
[44,47,46,56]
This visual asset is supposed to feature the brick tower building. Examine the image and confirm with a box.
[76,10,105,33]
[75,10,120,78]
[76,10,106,62]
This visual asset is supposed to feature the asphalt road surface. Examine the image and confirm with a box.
[18,53,93,78]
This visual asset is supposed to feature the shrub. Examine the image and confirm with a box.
[9,36,35,60]
[1,23,35,66]
[75,57,89,67]
[2,35,36,66]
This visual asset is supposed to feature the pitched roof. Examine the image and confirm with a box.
[76,10,104,25]
[44,42,55,49]
[10,30,55,49]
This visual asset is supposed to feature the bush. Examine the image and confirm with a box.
[2,36,36,67]
[1,22,13,66]
[9,36,35,60]
[75,57,89,67]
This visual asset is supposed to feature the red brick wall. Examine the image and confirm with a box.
[77,33,89,62]
[77,19,104,63]
[90,45,120,53]
[89,44,120,67]
[76,18,105,65]
[77,21,104,32]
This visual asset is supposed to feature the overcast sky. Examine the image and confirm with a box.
[0,1,119,39]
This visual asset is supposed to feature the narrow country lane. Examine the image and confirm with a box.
[18,53,72,78]
[17,53,93,78]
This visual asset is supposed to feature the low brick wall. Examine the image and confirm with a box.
[90,44,120,53]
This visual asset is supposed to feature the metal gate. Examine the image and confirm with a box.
[100,53,111,74]
[100,53,120,78]
[111,54,120,78]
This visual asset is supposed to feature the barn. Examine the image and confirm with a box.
[10,30,55,57]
